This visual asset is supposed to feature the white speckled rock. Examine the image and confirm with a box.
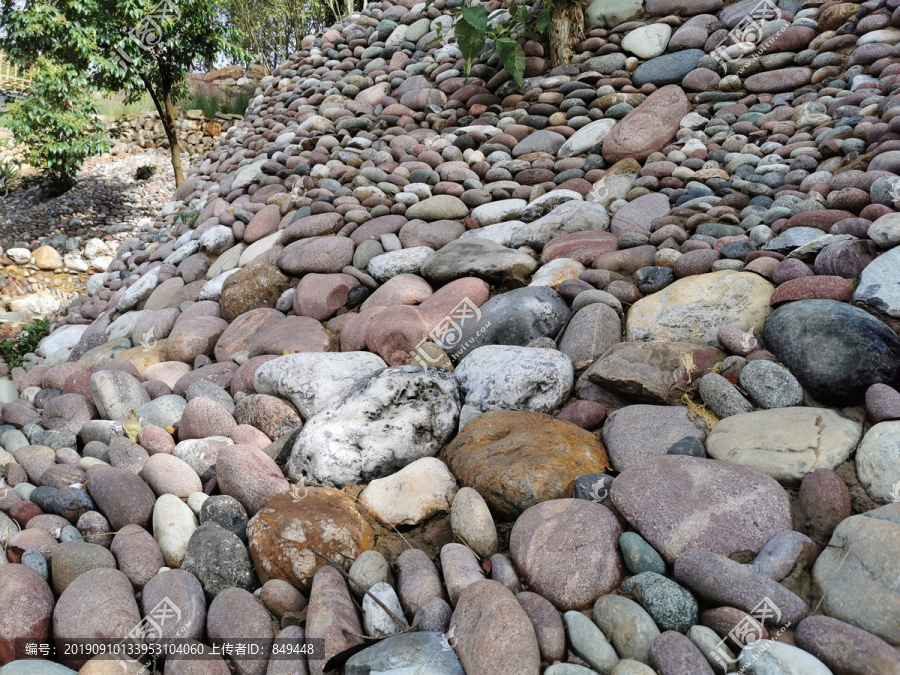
[286,366,460,487]
[254,352,387,418]
[455,346,574,413]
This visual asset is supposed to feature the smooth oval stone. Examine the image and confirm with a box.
[448,580,541,675]
[362,581,409,638]
[764,300,900,407]
[0,564,55,663]
[619,532,666,576]
[345,632,464,675]
[620,572,698,634]
[593,594,661,664]
[517,591,565,663]
[650,631,715,674]
[675,549,809,627]
[141,568,206,641]
[610,455,792,564]
[510,499,623,611]
[564,610,620,673]
[737,640,831,674]
[795,615,900,675]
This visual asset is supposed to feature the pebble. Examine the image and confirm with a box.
[564,610,620,673]
[706,407,862,484]
[621,572,698,634]
[450,487,497,559]
[811,503,900,644]
[362,581,408,637]
[359,456,456,526]
[347,550,393,601]
[345,632,464,675]
[594,594,660,664]
[510,498,623,611]
[611,455,791,563]
[619,532,666,575]
[675,549,809,626]
[448,580,541,675]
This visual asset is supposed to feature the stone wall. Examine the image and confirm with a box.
[106,110,244,157]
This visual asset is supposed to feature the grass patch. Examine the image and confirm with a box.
[94,83,252,120]
[0,317,51,369]
[179,81,254,117]
[93,93,156,117]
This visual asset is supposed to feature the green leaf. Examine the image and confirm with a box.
[454,19,485,62]
[460,4,488,32]
[537,9,552,32]
[496,37,526,86]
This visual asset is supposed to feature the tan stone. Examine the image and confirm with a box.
[32,245,62,270]
[359,457,457,526]
[625,270,774,346]
[440,411,610,521]
[115,340,168,373]
[706,407,863,484]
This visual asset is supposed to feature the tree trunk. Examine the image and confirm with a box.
[548,1,585,69]
[162,90,185,188]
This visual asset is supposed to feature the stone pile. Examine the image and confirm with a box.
[1,0,900,673]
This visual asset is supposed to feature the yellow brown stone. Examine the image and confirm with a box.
[440,411,610,521]
[247,487,374,592]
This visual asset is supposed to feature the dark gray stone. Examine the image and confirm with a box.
[621,572,698,633]
[437,287,571,362]
[181,522,257,598]
[632,50,705,87]
[764,300,900,406]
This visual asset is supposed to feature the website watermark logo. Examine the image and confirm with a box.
[588,180,609,204]
[708,596,790,673]
[113,0,181,71]
[888,181,900,204]
[288,478,309,504]
[117,596,185,672]
[410,297,491,364]
[588,477,609,503]
[140,326,158,352]
[710,0,786,76]
[891,479,900,503]
[738,326,757,353]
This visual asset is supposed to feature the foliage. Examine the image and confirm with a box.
[179,80,254,116]
[0,59,109,189]
[430,0,551,85]
[0,0,249,187]
[0,317,51,369]
[93,93,157,117]
[172,206,199,227]
[225,0,366,71]
[227,0,337,71]
[0,159,20,193]
[181,85,223,117]
[223,86,254,115]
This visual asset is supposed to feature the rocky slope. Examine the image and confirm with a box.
[2,0,900,673]
[0,152,176,343]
